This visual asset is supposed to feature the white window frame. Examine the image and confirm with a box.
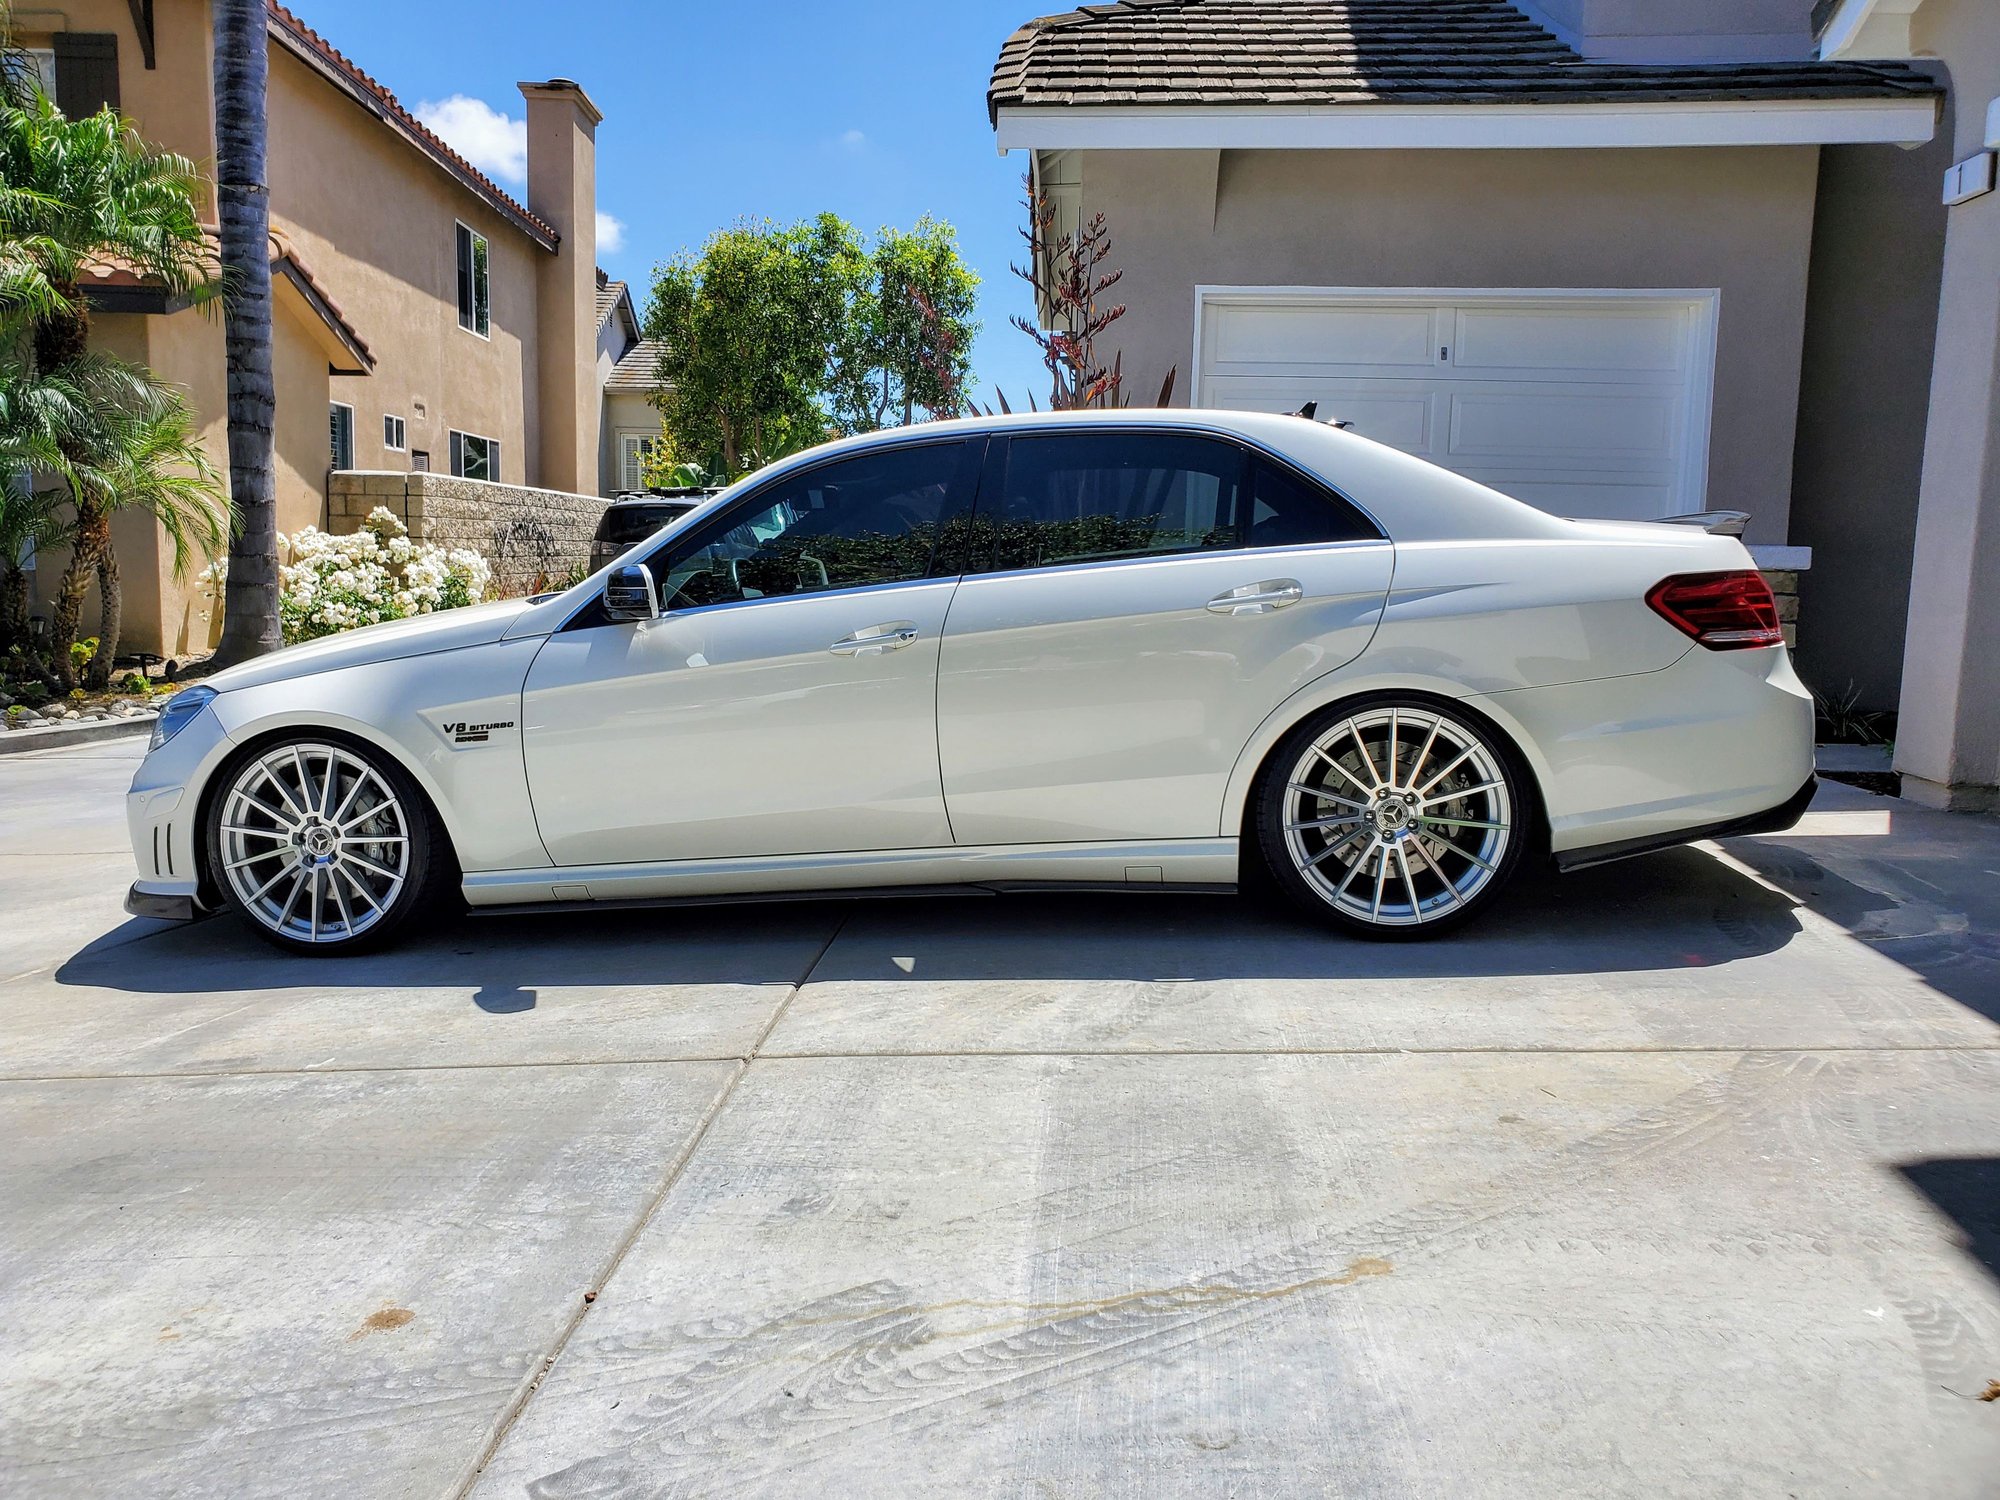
[449,429,500,483]
[1190,284,1721,518]
[383,414,406,451]
[617,430,655,493]
[454,220,490,339]
[329,401,355,470]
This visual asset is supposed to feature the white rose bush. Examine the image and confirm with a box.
[202,508,492,645]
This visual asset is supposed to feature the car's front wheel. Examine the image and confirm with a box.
[1254,697,1529,938]
[205,736,447,954]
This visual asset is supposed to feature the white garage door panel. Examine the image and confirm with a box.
[1203,302,1437,373]
[1450,306,1688,376]
[1447,389,1677,466]
[1196,290,1715,520]
[1200,375,1436,452]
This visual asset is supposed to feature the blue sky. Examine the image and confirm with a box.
[289,0,1054,409]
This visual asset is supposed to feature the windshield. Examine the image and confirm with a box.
[597,503,696,546]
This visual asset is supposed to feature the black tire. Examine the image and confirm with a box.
[1252,694,1533,940]
[203,732,452,955]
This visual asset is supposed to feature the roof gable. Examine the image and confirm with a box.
[989,0,1940,118]
[268,3,557,251]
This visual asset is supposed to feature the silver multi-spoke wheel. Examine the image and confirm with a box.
[216,741,411,945]
[1275,705,1516,930]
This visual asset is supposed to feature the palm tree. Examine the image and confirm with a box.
[209,0,280,668]
[0,87,215,684]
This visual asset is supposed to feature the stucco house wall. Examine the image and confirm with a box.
[1080,143,1822,544]
[1893,0,2000,805]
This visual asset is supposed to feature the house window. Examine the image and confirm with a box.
[449,430,499,482]
[411,450,430,473]
[455,222,489,337]
[329,403,354,470]
[383,414,406,451]
[619,432,655,493]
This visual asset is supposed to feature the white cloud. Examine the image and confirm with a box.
[838,128,867,151]
[595,211,626,254]
[414,94,526,185]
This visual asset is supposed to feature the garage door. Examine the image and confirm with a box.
[1195,290,1716,521]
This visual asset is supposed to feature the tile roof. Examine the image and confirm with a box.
[988,0,1941,118]
[267,3,558,250]
[595,275,627,331]
[604,338,668,394]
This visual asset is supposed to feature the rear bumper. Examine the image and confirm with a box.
[1554,773,1817,872]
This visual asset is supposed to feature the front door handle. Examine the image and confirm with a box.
[830,622,920,656]
[1208,579,1304,616]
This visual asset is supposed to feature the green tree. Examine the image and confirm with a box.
[0,74,222,684]
[209,0,281,668]
[830,217,979,433]
[646,214,863,479]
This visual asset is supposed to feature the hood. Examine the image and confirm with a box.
[203,598,540,694]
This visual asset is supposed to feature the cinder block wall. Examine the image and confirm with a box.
[327,472,608,595]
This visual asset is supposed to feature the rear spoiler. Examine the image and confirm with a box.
[1658,510,1751,537]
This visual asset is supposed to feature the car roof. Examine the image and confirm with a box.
[744,409,1571,543]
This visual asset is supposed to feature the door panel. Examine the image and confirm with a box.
[523,583,957,865]
[522,437,980,868]
[935,430,1393,845]
[937,548,1392,843]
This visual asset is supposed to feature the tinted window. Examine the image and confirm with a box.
[598,503,695,547]
[1247,457,1380,546]
[972,433,1376,574]
[655,442,969,612]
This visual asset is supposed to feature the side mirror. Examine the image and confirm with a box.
[602,562,658,623]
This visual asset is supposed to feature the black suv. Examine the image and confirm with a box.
[590,489,718,573]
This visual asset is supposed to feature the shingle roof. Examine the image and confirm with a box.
[604,338,668,394]
[988,0,1940,119]
[267,3,558,250]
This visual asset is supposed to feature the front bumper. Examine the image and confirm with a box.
[124,883,204,922]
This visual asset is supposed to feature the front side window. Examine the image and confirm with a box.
[449,430,499,482]
[971,432,1377,573]
[329,403,354,469]
[455,222,489,337]
[653,441,972,613]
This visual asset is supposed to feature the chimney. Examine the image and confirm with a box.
[519,78,602,495]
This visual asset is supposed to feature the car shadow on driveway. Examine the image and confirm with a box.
[52,844,1804,998]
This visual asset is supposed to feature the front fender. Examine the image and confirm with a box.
[206,637,550,873]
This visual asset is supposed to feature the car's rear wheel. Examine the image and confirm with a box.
[205,736,446,954]
[1254,698,1528,938]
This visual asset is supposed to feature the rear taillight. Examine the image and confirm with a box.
[1645,571,1784,651]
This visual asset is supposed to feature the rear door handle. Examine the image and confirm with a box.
[1207,579,1304,615]
[830,622,920,656]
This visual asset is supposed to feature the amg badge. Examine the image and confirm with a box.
[443,719,514,746]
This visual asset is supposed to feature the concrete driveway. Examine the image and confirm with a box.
[3,737,1997,1498]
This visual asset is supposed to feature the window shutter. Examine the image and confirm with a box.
[52,33,119,116]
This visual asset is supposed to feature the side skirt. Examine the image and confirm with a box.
[460,839,1240,910]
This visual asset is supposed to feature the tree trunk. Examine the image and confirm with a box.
[51,502,108,691]
[87,548,121,689]
[0,564,26,650]
[208,0,280,668]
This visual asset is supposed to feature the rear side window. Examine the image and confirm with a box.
[971,432,1376,574]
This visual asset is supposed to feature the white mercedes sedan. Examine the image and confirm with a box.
[126,411,1814,954]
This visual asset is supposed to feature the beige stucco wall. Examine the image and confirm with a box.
[1078,144,1822,544]
[1788,117,1951,712]
[601,392,660,493]
[17,0,567,658]
[1895,0,2000,805]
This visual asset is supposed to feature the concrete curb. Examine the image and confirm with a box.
[0,713,156,755]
